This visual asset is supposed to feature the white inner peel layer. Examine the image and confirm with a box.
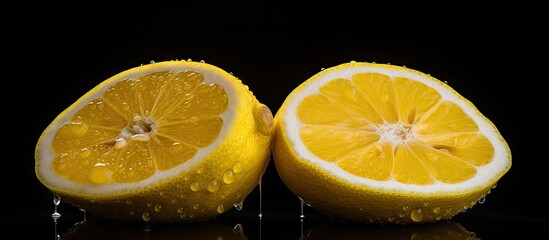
[38,62,239,194]
[283,64,510,194]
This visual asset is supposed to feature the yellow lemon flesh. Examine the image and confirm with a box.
[273,61,511,224]
[35,60,273,222]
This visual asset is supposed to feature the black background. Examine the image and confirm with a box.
[4,2,546,239]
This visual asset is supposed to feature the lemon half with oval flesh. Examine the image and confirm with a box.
[35,60,273,222]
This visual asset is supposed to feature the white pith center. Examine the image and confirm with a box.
[377,123,413,144]
[114,115,156,149]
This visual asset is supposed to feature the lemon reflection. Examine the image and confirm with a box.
[303,220,478,240]
[62,217,248,240]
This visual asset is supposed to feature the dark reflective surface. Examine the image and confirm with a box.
[56,216,479,240]
[303,221,477,240]
[4,188,547,239]
[61,218,248,240]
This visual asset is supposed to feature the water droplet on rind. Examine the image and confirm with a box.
[141,211,150,222]
[207,179,220,192]
[410,208,423,222]
[253,103,273,136]
[190,182,200,191]
[232,162,243,173]
[223,170,235,184]
[154,205,162,212]
[217,204,225,213]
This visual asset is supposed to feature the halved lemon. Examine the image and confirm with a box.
[273,61,511,223]
[35,60,273,222]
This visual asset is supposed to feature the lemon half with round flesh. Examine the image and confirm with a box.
[273,61,511,224]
